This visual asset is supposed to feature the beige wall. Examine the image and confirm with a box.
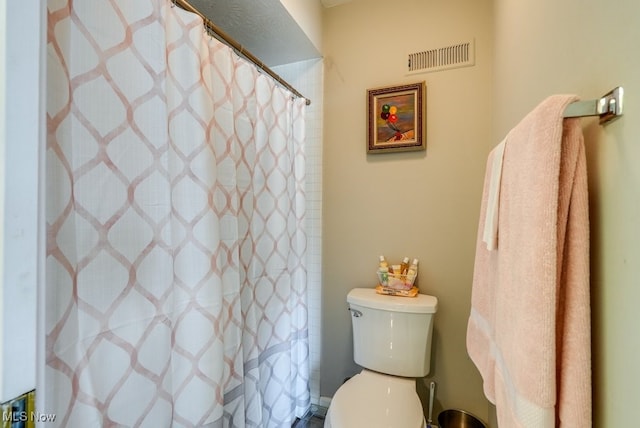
[493,1,640,426]
[322,0,494,421]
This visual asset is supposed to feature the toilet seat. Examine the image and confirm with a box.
[324,370,426,428]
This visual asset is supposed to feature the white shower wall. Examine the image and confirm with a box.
[1,0,45,404]
[273,58,324,406]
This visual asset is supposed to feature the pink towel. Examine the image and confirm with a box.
[467,95,591,428]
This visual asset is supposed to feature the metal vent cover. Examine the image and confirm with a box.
[407,39,475,74]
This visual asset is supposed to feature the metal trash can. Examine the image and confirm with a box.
[437,409,487,428]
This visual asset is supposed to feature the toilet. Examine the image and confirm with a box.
[324,287,438,428]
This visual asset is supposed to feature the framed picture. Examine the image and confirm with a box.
[367,82,426,154]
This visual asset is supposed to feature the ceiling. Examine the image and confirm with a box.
[188,0,327,67]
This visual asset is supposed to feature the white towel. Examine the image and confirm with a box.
[482,138,506,251]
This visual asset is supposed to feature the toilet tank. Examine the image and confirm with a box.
[347,288,438,377]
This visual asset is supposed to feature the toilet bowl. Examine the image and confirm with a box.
[324,370,425,428]
[324,288,438,428]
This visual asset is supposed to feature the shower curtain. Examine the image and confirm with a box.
[45,1,309,427]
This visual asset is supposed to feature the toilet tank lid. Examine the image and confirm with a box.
[347,288,438,313]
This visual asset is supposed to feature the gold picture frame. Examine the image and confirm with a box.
[367,82,426,154]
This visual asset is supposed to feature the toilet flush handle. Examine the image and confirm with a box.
[348,307,362,317]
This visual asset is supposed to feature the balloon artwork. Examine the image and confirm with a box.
[380,104,403,140]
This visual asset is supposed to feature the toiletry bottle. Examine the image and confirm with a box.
[378,266,389,285]
[400,257,410,275]
[378,255,388,269]
[406,258,419,285]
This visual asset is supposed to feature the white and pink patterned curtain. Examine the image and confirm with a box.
[45,1,309,426]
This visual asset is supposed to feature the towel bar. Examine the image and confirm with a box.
[563,87,623,125]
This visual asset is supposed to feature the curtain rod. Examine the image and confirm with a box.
[173,0,311,106]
